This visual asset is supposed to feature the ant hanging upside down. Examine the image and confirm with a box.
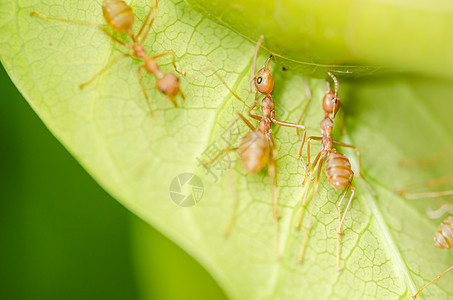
[204,36,309,257]
[296,72,374,270]
[31,0,186,114]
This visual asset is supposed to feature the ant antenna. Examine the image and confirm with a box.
[250,35,264,93]
[265,55,272,69]
[327,72,339,118]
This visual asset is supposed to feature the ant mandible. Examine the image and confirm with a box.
[31,0,185,114]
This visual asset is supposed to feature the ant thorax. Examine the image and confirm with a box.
[132,44,146,59]
[258,118,272,138]
[144,57,160,76]
[320,117,333,136]
[261,95,274,118]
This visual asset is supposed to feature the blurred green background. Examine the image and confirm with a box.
[0,63,227,300]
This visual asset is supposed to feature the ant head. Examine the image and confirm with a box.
[322,90,341,116]
[254,56,274,94]
[156,73,180,98]
[322,72,341,117]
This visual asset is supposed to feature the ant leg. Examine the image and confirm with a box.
[178,90,185,101]
[296,76,312,136]
[247,101,258,114]
[135,64,154,114]
[151,51,186,76]
[168,97,177,107]
[272,118,308,171]
[426,203,453,219]
[80,53,130,89]
[137,0,158,41]
[296,151,321,230]
[269,136,280,258]
[413,265,453,299]
[401,189,453,200]
[247,101,261,121]
[206,112,256,167]
[247,91,262,121]
[220,113,241,237]
[236,112,257,131]
[248,114,261,121]
[303,136,322,176]
[204,148,238,166]
[30,12,131,49]
[299,156,325,263]
[211,72,245,104]
[396,175,453,199]
[337,175,354,234]
[249,35,264,92]
[207,113,254,235]
[333,140,375,196]
[337,107,345,136]
[269,136,279,218]
[204,135,241,167]
[399,141,453,167]
[224,166,238,236]
[336,175,355,271]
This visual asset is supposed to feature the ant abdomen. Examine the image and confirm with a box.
[434,216,453,249]
[239,131,270,173]
[102,0,134,33]
[325,151,353,190]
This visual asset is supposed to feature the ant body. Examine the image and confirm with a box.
[296,72,371,270]
[413,216,453,299]
[31,0,185,114]
[205,37,308,256]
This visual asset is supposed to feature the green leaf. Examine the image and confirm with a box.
[186,0,453,80]
[1,0,452,299]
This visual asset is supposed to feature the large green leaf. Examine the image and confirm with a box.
[186,0,453,79]
[1,0,452,299]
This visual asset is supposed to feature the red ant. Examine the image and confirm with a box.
[413,216,453,299]
[204,36,308,257]
[31,0,185,114]
[395,150,453,297]
[296,72,373,270]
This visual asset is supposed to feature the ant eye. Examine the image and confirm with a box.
[160,88,166,94]
[257,77,263,84]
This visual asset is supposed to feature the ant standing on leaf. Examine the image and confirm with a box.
[31,0,186,115]
[204,36,308,258]
[395,169,453,298]
[295,72,374,271]
[412,216,453,299]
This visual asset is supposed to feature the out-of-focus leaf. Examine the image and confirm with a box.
[186,0,453,79]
